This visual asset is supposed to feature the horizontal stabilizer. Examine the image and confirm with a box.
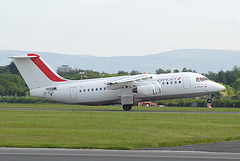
[8,55,37,59]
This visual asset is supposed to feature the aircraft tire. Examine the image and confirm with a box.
[123,105,132,111]
[207,99,212,103]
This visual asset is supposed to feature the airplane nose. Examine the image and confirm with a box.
[208,81,225,93]
[216,83,225,91]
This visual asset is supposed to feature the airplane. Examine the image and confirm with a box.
[10,54,225,111]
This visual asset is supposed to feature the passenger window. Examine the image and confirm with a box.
[83,89,86,92]
[179,81,181,84]
[96,88,98,91]
[162,82,165,85]
[92,88,94,91]
[166,82,169,85]
[175,81,177,84]
[79,89,81,92]
[88,89,90,92]
[170,82,173,84]
[104,87,106,90]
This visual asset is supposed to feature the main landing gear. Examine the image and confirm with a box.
[123,104,133,111]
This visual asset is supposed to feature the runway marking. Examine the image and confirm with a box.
[0,152,240,160]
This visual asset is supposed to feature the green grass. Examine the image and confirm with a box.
[1,103,240,112]
[0,104,240,149]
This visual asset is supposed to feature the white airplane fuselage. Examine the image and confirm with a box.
[30,72,224,105]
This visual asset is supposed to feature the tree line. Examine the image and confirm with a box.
[0,62,28,96]
[0,61,240,100]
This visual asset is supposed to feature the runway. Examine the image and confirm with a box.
[1,148,240,161]
[141,141,240,153]
[1,108,240,114]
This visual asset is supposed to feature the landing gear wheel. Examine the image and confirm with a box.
[123,105,132,111]
[207,95,212,104]
[207,99,212,103]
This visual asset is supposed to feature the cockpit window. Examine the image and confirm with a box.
[203,77,209,81]
[196,77,209,82]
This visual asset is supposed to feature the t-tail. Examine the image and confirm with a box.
[10,54,67,90]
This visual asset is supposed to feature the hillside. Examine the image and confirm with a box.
[1,49,240,73]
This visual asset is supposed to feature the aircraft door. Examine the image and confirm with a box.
[183,77,191,89]
[70,87,78,99]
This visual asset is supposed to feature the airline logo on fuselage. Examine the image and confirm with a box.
[158,77,181,82]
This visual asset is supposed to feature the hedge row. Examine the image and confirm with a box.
[1,96,239,108]
[157,99,240,108]
[0,96,58,104]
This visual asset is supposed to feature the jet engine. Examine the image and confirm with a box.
[132,82,161,96]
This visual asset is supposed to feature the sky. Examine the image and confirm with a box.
[0,0,240,57]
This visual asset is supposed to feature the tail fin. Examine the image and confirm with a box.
[10,54,67,89]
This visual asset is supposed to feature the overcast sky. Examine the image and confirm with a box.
[0,0,240,57]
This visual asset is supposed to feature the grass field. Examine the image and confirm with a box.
[0,103,240,149]
[2,103,240,112]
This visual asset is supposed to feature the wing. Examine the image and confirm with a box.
[106,74,152,89]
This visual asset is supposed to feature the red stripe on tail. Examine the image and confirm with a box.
[27,54,66,82]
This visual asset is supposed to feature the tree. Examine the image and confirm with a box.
[182,67,188,72]
[156,68,171,74]
[0,74,28,96]
[173,69,179,73]
[0,66,6,74]
[6,61,19,74]
[117,71,129,75]
[129,70,142,75]
[232,78,240,99]
[216,82,235,99]
[204,71,217,81]
[215,70,227,84]
[182,67,195,72]
[0,84,5,96]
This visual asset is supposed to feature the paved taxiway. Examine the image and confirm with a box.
[1,148,240,161]
[141,141,240,153]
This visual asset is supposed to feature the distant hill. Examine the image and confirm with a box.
[1,49,240,74]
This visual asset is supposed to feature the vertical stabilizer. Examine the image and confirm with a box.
[10,54,67,89]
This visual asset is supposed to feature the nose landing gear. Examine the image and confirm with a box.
[207,95,212,108]
[207,99,212,103]
[207,95,212,103]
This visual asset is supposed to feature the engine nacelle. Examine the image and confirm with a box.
[133,83,161,96]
